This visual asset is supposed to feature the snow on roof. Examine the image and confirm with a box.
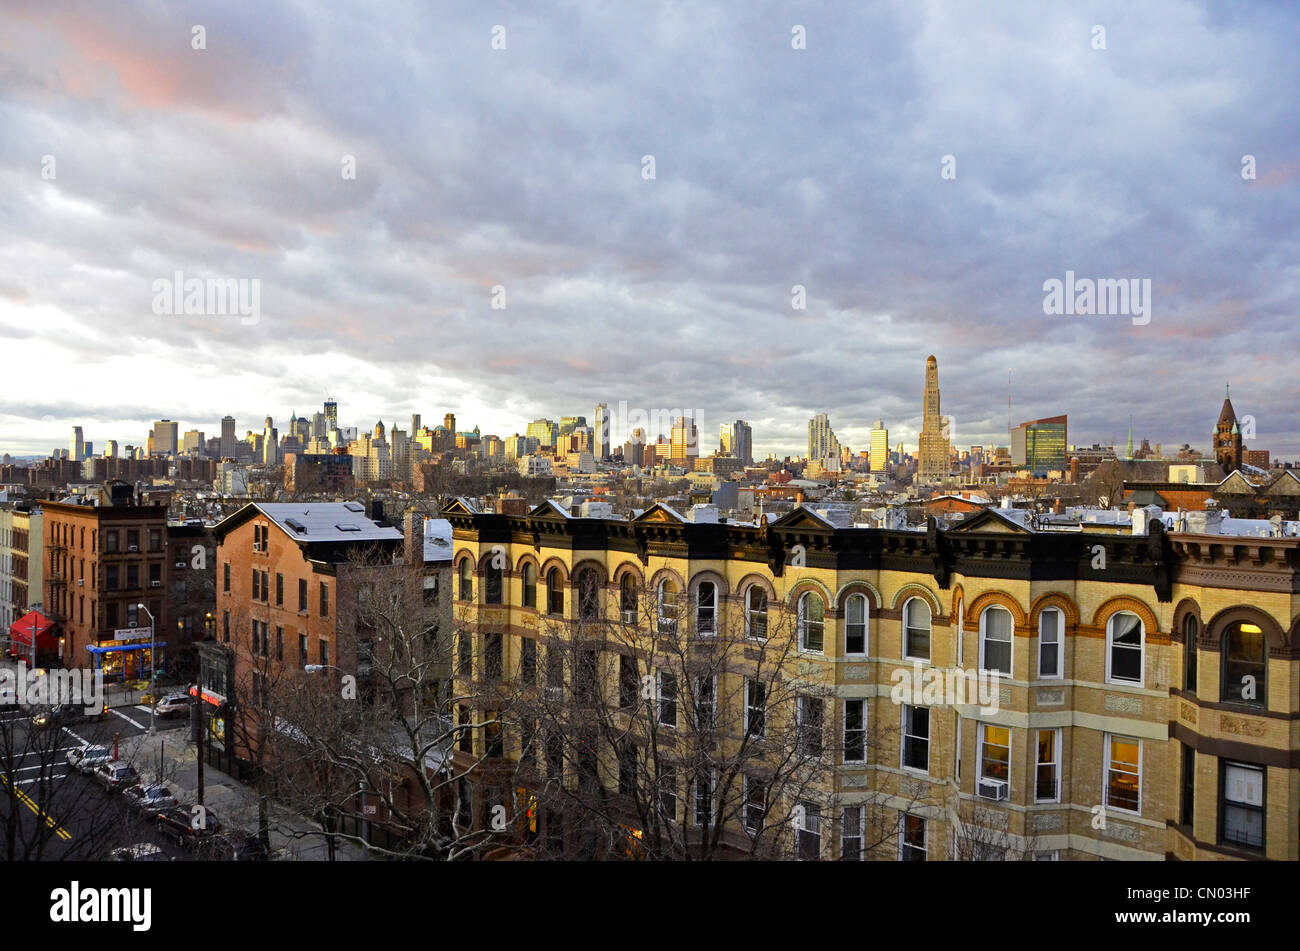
[423,518,453,563]
[256,502,402,544]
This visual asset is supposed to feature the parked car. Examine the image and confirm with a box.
[92,761,139,791]
[197,829,265,861]
[31,703,107,730]
[66,744,112,772]
[153,694,192,718]
[155,805,223,847]
[122,783,179,817]
[108,843,170,861]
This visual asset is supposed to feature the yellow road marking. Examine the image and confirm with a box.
[0,774,72,840]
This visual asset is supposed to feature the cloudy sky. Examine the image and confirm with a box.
[1,0,1297,461]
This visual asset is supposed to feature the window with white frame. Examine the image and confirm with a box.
[844,593,868,656]
[843,699,866,763]
[903,597,931,660]
[657,579,679,634]
[694,674,716,732]
[1219,761,1264,851]
[657,764,677,823]
[695,581,716,635]
[745,679,766,738]
[1104,735,1141,814]
[1035,728,1061,802]
[796,695,824,757]
[1106,612,1144,685]
[798,592,825,652]
[899,813,926,861]
[979,606,1013,676]
[841,806,863,861]
[693,771,714,827]
[901,705,929,772]
[657,671,678,728]
[979,724,1011,792]
[795,802,821,860]
[743,777,766,833]
[1038,607,1063,679]
[745,585,768,638]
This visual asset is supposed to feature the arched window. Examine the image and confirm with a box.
[484,561,503,605]
[546,568,565,616]
[903,598,931,660]
[458,559,473,601]
[620,574,638,623]
[798,592,824,653]
[695,582,716,634]
[1222,621,1266,706]
[979,606,1013,676]
[1038,608,1062,679]
[1106,612,1143,685]
[745,586,768,638]
[657,579,679,634]
[844,593,868,656]
[522,563,537,609]
[577,568,601,622]
[1183,614,1198,693]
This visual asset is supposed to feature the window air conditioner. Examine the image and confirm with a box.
[128,545,139,552]
[150,580,161,587]
[977,778,1009,801]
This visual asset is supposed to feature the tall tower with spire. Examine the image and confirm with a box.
[1213,384,1243,475]
[1125,416,1134,461]
[918,355,950,482]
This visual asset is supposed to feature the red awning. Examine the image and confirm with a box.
[8,611,57,649]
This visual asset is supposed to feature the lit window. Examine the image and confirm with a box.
[1105,735,1141,814]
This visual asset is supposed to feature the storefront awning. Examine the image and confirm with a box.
[86,642,166,654]
[8,611,56,649]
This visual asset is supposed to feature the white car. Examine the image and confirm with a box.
[67,744,112,773]
[154,694,192,718]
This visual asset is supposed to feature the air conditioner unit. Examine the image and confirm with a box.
[977,778,1009,801]
[128,545,139,552]
[620,610,637,624]
[128,621,138,628]
[175,562,187,569]
[150,580,161,587]
[544,686,564,702]
[77,579,84,586]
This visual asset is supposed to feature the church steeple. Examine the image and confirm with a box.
[1214,383,1242,475]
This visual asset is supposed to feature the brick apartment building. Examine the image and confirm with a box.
[42,481,174,680]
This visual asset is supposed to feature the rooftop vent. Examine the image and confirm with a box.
[285,517,308,534]
[343,502,365,512]
[335,523,361,532]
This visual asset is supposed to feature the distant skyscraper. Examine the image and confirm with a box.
[917,356,950,482]
[220,416,236,459]
[1010,416,1067,474]
[153,419,179,456]
[869,421,889,474]
[104,440,119,458]
[594,403,610,460]
[324,400,338,427]
[83,441,92,459]
[183,429,205,454]
[411,413,422,436]
[527,418,557,449]
[808,413,840,465]
[262,417,278,465]
[720,420,753,466]
[70,427,84,462]
[670,416,699,466]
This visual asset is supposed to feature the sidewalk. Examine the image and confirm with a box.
[118,728,367,861]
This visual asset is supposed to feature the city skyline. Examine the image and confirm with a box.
[0,375,1268,464]
[2,2,1298,460]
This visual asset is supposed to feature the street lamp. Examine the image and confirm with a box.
[137,603,156,735]
[304,663,368,859]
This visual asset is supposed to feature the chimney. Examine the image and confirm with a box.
[368,499,385,525]
[1053,498,1063,515]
